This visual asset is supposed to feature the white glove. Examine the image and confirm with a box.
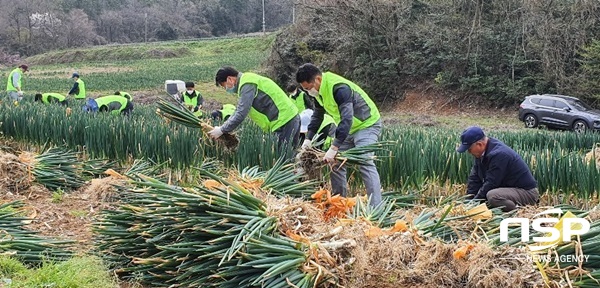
[301,139,312,149]
[208,126,223,139]
[17,91,23,96]
[323,147,338,163]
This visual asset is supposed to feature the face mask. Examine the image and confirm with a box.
[224,82,236,94]
[307,88,319,97]
[187,90,194,94]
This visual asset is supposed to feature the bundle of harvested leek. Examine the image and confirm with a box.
[156,100,239,150]
[156,100,203,128]
[19,148,85,191]
[297,140,395,179]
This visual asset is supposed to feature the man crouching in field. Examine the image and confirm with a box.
[457,126,539,212]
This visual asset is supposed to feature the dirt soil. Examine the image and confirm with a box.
[0,177,124,251]
[388,88,517,116]
[382,88,521,129]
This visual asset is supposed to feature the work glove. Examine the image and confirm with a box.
[323,147,338,163]
[17,91,23,96]
[208,126,223,139]
[301,139,312,149]
[193,106,199,112]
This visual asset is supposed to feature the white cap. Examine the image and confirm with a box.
[299,109,314,133]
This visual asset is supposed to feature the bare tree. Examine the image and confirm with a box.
[60,9,105,47]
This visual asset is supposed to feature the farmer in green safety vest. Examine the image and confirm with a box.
[68,73,86,99]
[296,63,382,206]
[82,95,133,116]
[211,104,236,121]
[286,83,314,112]
[179,82,203,117]
[210,66,300,147]
[6,64,28,101]
[34,93,68,106]
[114,91,133,101]
[299,109,335,150]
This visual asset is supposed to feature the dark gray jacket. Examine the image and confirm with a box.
[467,137,537,200]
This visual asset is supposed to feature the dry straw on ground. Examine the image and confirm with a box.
[0,152,30,192]
[265,190,544,288]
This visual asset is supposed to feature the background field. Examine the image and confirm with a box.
[20,36,276,105]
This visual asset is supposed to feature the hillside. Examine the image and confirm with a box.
[21,36,275,106]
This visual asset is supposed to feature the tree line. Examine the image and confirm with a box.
[267,0,600,106]
[0,0,295,56]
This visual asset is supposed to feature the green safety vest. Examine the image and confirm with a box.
[118,91,133,101]
[221,104,236,119]
[95,95,129,115]
[238,73,298,132]
[292,91,307,112]
[6,68,22,92]
[41,93,66,104]
[183,91,202,117]
[316,72,380,134]
[74,79,86,99]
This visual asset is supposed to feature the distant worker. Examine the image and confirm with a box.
[457,126,539,212]
[114,91,133,101]
[68,73,86,100]
[211,104,236,121]
[180,82,203,117]
[299,109,336,150]
[82,95,133,116]
[6,64,28,101]
[286,83,314,112]
[34,93,68,106]
[210,66,300,147]
[296,63,382,206]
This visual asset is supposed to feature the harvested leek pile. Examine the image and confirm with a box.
[0,201,73,265]
[94,175,319,287]
[156,100,239,150]
[94,162,548,287]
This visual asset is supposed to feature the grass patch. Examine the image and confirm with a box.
[26,35,275,65]
[27,46,192,65]
[51,190,64,204]
[195,82,238,105]
[0,256,118,288]
[69,209,88,218]
[22,35,274,95]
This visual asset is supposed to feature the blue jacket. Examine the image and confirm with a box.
[467,137,537,200]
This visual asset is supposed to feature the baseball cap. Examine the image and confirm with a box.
[299,109,313,133]
[72,72,79,78]
[19,64,28,71]
[456,126,485,153]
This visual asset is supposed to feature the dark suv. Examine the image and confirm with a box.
[518,94,600,133]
